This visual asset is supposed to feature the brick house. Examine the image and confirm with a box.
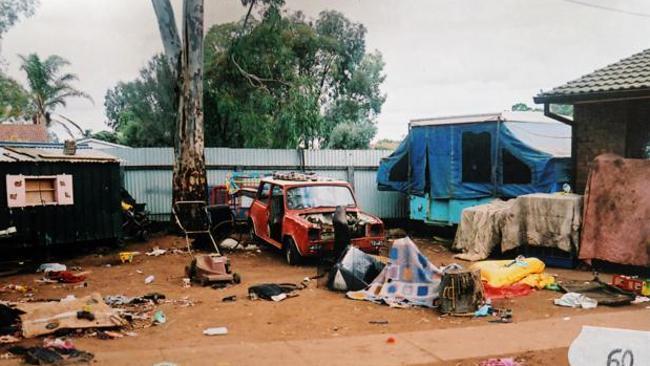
[534,49,650,193]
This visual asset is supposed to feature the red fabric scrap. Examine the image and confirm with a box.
[483,282,534,299]
[47,271,86,284]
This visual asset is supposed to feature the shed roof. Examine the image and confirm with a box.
[534,48,650,104]
[0,146,117,163]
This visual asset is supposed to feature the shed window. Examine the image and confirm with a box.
[502,149,532,184]
[461,132,492,183]
[6,174,74,208]
[388,153,409,181]
[26,177,56,205]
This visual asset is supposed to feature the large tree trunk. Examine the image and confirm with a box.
[173,0,206,203]
[152,0,206,203]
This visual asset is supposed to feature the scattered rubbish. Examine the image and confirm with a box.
[555,292,598,309]
[153,362,178,366]
[37,263,66,273]
[488,309,513,323]
[203,327,228,336]
[559,278,634,306]
[152,310,166,325]
[119,252,140,263]
[563,317,571,321]
[136,270,143,274]
[386,336,396,344]
[632,296,650,304]
[0,335,20,344]
[9,345,94,365]
[144,275,155,285]
[478,358,520,366]
[474,303,492,317]
[248,283,302,302]
[327,245,385,292]
[222,295,237,302]
[545,283,562,291]
[123,331,138,337]
[219,238,239,249]
[186,254,241,287]
[182,278,191,288]
[42,337,75,351]
[17,293,125,338]
[611,274,650,296]
[347,237,461,308]
[46,271,87,284]
[0,303,24,336]
[369,320,388,325]
[146,247,167,257]
[97,330,124,339]
[0,284,31,293]
[76,310,95,321]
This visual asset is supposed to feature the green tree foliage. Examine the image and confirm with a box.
[0,71,29,120]
[106,2,386,149]
[511,102,573,117]
[91,130,120,144]
[0,0,39,37]
[19,53,92,127]
[104,54,176,147]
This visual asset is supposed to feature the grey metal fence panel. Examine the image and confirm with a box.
[112,148,406,219]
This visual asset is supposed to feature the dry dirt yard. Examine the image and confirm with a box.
[0,234,647,365]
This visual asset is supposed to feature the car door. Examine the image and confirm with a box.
[250,182,272,241]
[268,185,285,243]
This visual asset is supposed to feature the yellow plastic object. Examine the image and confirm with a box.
[517,273,555,289]
[470,257,545,287]
[121,201,133,211]
[643,281,650,296]
[119,252,137,263]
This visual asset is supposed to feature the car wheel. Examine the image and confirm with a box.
[284,237,302,266]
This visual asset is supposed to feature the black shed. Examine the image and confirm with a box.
[0,144,122,248]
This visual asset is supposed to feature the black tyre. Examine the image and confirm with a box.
[284,237,302,266]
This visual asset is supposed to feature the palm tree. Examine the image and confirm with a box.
[19,53,92,136]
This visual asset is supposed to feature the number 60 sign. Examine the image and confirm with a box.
[569,326,649,366]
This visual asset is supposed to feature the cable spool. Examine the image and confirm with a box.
[438,269,485,316]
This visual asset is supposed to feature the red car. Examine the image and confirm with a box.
[248,173,385,265]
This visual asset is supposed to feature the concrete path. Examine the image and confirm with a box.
[94,308,650,365]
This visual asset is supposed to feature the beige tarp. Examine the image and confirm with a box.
[17,293,125,338]
[452,199,513,261]
[453,193,583,261]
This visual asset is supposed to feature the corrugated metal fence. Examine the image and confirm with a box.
[107,148,407,220]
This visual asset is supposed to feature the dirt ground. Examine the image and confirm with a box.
[0,234,645,365]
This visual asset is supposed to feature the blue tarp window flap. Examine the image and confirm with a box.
[461,131,492,183]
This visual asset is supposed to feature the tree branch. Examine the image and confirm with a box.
[152,0,182,73]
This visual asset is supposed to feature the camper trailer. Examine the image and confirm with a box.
[377,111,572,226]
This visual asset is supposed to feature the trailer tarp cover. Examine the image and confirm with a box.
[377,111,571,199]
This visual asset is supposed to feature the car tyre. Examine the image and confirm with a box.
[284,237,302,266]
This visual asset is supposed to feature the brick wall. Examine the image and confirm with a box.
[573,99,650,193]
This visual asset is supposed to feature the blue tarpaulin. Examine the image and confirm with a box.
[378,111,571,199]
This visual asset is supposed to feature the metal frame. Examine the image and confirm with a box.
[172,200,221,256]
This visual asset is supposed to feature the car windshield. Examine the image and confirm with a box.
[286,185,356,210]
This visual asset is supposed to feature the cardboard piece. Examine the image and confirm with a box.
[17,293,125,338]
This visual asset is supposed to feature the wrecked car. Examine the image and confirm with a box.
[249,173,385,265]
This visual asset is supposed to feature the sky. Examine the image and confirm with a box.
[3,0,650,141]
